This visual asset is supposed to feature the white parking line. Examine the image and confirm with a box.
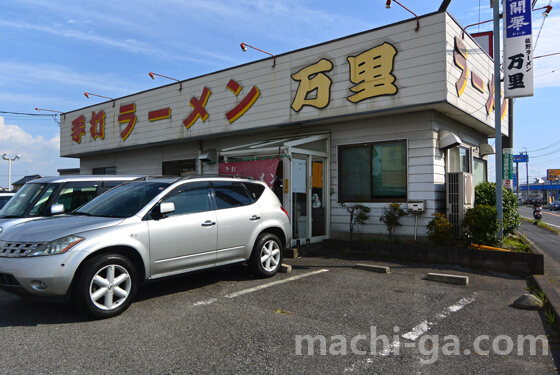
[193,298,219,306]
[192,269,329,307]
[377,295,476,356]
[402,296,475,341]
[225,269,329,299]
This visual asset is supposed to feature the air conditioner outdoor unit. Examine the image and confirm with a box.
[446,172,475,237]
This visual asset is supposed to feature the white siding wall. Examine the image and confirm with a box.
[69,11,497,240]
[80,141,200,175]
[445,13,508,136]
[61,13,455,158]
[329,111,433,237]
[328,110,487,238]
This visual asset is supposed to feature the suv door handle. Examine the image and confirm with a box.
[201,220,216,227]
[249,215,261,221]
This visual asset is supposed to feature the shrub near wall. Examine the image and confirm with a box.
[474,182,521,236]
[426,213,454,246]
[462,204,499,246]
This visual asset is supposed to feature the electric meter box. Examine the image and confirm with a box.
[407,201,425,213]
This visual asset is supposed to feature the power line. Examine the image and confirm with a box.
[0,110,54,117]
[527,137,560,152]
[0,110,61,126]
[531,146,560,158]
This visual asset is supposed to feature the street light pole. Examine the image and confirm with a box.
[2,153,21,190]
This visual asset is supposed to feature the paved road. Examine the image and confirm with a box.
[519,205,560,230]
[518,220,560,266]
[1,257,557,374]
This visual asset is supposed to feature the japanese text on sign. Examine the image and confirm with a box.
[503,0,533,98]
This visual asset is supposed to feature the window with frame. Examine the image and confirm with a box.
[448,146,471,173]
[162,159,196,176]
[162,182,211,216]
[338,140,407,202]
[92,166,116,175]
[473,157,487,186]
[53,181,100,213]
[211,181,254,209]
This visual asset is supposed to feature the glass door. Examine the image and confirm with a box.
[311,157,326,237]
[291,155,327,244]
[291,157,308,240]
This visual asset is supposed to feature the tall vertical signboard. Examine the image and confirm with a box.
[503,0,534,98]
[503,148,514,190]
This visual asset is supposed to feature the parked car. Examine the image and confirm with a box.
[0,192,15,210]
[0,176,291,319]
[550,201,560,211]
[0,175,140,237]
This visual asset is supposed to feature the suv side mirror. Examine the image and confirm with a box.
[51,204,65,215]
[160,202,175,215]
[151,202,175,220]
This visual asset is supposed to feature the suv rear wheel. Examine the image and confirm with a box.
[249,233,283,278]
[72,253,138,319]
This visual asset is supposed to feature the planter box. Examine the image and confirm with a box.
[322,239,544,276]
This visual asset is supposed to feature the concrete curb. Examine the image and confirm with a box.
[280,264,292,273]
[518,230,560,326]
[323,239,544,276]
[426,272,469,285]
[533,275,560,324]
[355,264,390,274]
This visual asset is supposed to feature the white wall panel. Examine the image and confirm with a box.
[61,12,496,158]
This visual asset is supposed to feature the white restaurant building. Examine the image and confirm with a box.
[60,9,506,246]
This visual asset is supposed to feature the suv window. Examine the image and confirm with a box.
[27,184,58,216]
[244,182,265,200]
[163,182,211,216]
[53,181,101,213]
[212,181,253,209]
[76,181,169,218]
[101,180,127,193]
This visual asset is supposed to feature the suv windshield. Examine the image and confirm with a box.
[74,181,170,218]
[0,183,58,218]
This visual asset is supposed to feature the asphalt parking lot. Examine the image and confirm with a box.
[1,256,558,374]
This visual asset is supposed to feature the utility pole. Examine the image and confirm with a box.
[493,0,503,241]
[524,150,529,203]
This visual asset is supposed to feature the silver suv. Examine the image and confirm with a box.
[0,176,291,319]
[0,175,140,237]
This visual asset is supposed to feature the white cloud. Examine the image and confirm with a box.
[0,116,58,152]
[0,61,144,95]
[0,20,151,54]
[0,116,77,188]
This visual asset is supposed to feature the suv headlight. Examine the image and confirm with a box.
[27,235,85,257]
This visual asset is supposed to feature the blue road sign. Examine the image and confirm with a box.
[513,154,528,163]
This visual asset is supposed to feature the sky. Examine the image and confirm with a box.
[1,0,559,189]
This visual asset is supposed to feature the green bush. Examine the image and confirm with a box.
[426,212,453,246]
[474,182,520,236]
[462,204,499,246]
[379,203,407,237]
[340,195,371,240]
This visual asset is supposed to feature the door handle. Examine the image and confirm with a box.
[249,215,261,221]
[201,220,216,227]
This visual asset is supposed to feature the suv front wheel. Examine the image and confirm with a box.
[250,233,283,278]
[72,253,138,319]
